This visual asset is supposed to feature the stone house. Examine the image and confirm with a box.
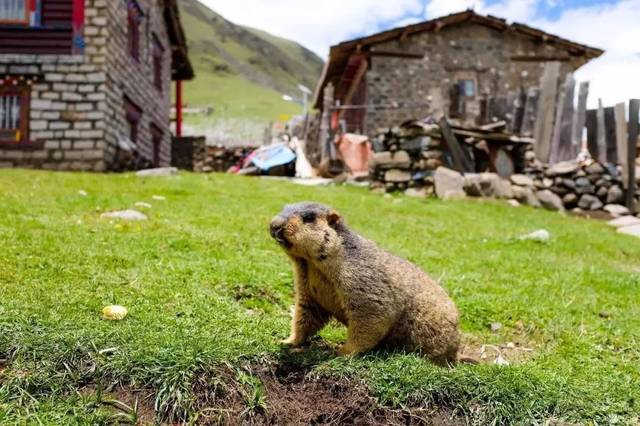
[0,0,193,171]
[313,10,603,137]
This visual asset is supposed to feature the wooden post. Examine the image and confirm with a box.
[439,117,474,173]
[510,88,526,135]
[604,107,617,163]
[585,109,598,159]
[597,99,606,162]
[550,73,576,164]
[175,80,183,137]
[319,83,334,163]
[614,103,628,187]
[627,99,639,212]
[534,62,560,163]
[572,81,589,154]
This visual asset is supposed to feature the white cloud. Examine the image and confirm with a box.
[197,0,424,59]
[425,0,537,22]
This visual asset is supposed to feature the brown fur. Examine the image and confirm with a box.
[270,202,461,365]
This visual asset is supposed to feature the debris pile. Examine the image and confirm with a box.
[201,146,255,173]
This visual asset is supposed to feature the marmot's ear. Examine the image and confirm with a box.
[327,211,341,226]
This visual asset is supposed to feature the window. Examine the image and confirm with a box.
[0,0,33,26]
[124,96,142,144]
[152,34,164,90]
[127,0,143,60]
[458,80,476,98]
[0,82,29,144]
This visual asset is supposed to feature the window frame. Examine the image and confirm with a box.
[127,0,144,61]
[124,96,142,145]
[0,82,30,145]
[150,123,163,167]
[152,34,164,91]
[0,0,32,26]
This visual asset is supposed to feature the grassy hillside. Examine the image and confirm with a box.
[1,170,639,424]
[179,0,324,121]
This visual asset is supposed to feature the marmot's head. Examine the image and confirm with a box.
[270,202,343,260]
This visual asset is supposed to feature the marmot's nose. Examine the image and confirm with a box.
[270,216,286,238]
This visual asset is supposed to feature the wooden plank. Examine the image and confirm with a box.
[533,62,561,163]
[550,72,576,163]
[614,102,629,170]
[439,116,474,173]
[604,106,617,163]
[520,87,539,137]
[572,81,589,152]
[627,99,639,211]
[510,88,526,134]
[585,109,598,159]
[596,99,606,162]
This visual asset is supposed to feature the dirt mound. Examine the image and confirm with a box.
[192,362,464,425]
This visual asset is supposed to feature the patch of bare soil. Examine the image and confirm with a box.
[192,362,466,426]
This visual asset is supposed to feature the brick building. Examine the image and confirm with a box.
[313,10,602,137]
[0,0,193,171]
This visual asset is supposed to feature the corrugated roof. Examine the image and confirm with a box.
[314,10,604,108]
[164,0,195,81]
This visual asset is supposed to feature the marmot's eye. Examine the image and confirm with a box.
[301,212,316,223]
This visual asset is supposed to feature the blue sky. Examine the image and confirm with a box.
[200,0,640,107]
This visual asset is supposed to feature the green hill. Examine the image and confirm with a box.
[179,0,324,121]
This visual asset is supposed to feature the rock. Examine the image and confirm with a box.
[405,187,428,198]
[575,177,591,187]
[608,216,640,228]
[519,229,551,242]
[596,186,609,198]
[563,193,578,206]
[574,169,587,178]
[384,169,412,183]
[464,173,513,199]
[152,195,166,201]
[537,190,565,211]
[136,167,178,177]
[606,186,624,204]
[78,189,88,197]
[542,178,554,188]
[101,209,148,221]
[525,150,536,161]
[603,204,630,217]
[490,322,503,332]
[618,225,640,238]
[425,159,443,169]
[546,161,579,177]
[135,202,152,209]
[434,167,466,200]
[550,186,569,196]
[510,174,534,187]
[585,162,605,175]
[578,194,602,211]
[507,199,520,207]
[512,186,541,208]
[372,151,411,169]
[575,185,595,195]
[563,179,576,190]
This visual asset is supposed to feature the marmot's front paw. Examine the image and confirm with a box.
[337,343,357,356]
[281,336,304,347]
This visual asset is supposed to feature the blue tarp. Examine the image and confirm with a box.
[250,143,296,172]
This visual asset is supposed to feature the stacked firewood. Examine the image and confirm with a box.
[198,145,254,173]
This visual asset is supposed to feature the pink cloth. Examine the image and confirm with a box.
[336,133,374,175]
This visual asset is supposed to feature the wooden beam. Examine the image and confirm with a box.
[366,50,424,59]
[585,109,598,159]
[439,117,474,173]
[550,73,576,163]
[596,99,606,162]
[572,81,589,150]
[511,55,571,62]
[615,103,628,172]
[604,106,617,163]
[627,99,639,212]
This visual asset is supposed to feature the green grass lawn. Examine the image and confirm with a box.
[0,170,638,425]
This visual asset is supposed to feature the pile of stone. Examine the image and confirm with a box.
[508,160,638,215]
[198,145,254,173]
[368,123,446,194]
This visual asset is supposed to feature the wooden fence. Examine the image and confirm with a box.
[480,62,639,212]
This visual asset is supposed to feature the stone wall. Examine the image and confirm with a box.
[0,0,173,171]
[103,0,173,169]
[365,23,581,135]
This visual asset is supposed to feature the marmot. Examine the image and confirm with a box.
[269,202,460,365]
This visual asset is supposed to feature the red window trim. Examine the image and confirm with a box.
[127,0,143,61]
[0,82,30,145]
